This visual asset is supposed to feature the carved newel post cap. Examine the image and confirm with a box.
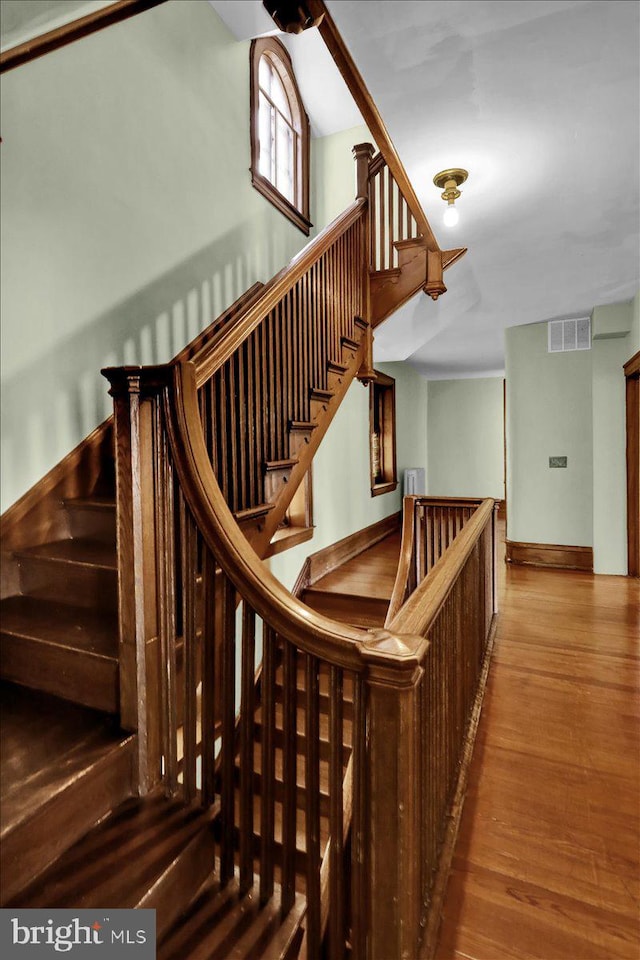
[263,1,324,34]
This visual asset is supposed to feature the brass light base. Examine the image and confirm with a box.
[433,168,468,203]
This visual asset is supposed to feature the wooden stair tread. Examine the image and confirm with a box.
[0,596,118,659]
[306,530,401,600]
[0,682,127,835]
[159,870,305,960]
[63,496,116,511]
[15,538,117,571]
[13,792,214,912]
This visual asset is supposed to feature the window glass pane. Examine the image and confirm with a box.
[258,55,271,96]
[258,92,274,179]
[276,113,294,202]
[270,68,290,120]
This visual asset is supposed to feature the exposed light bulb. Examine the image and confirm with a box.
[443,204,459,227]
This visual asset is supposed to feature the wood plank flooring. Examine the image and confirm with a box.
[435,526,640,960]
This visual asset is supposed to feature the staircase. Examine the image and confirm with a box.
[0,123,491,960]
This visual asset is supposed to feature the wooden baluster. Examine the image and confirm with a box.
[246,334,256,508]
[312,261,320,402]
[260,623,276,904]
[369,170,376,271]
[155,404,178,796]
[350,672,367,960]
[238,342,248,511]
[303,270,311,421]
[228,354,238,512]
[179,495,197,803]
[240,603,256,895]
[267,310,277,462]
[379,168,386,270]
[284,292,293,447]
[398,187,404,249]
[328,665,345,959]
[305,654,321,956]
[201,543,216,808]
[281,640,297,915]
[216,364,229,503]
[220,573,236,885]
[387,166,394,272]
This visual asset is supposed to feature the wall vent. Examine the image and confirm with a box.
[548,317,591,353]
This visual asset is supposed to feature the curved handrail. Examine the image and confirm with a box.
[191,198,366,387]
[387,498,495,645]
[164,359,368,671]
[385,496,419,625]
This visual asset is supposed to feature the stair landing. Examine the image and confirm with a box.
[301,530,401,628]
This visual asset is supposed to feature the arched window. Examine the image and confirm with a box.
[250,37,311,235]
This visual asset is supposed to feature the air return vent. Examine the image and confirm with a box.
[548,317,591,353]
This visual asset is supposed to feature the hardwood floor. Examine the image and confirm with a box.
[436,526,640,960]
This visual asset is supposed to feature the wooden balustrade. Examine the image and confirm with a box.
[369,152,420,272]
[103,135,491,958]
[387,496,484,623]
[192,211,365,517]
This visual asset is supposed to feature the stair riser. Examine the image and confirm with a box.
[0,633,119,713]
[139,823,217,940]
[66,507,116,545]
[17,557,117,612]
[2,737,135,906]
[301,590,389,629]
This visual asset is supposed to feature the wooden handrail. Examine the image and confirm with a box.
[386,495,419,624]
[387,498,495,642]
[306,0,440,253]
[164,359,368,670]
[191,198,366,387]
[0,0,168,74]
[386,496,485,625]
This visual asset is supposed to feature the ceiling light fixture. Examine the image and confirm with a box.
[433,168,468,227]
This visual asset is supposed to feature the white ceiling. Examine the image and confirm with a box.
[211,0,640,378]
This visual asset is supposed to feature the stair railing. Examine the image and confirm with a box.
[387,495,485,623]
[102,141,492,958]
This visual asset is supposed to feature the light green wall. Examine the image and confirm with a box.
[426,377,504,500]
[268,361,428,591]
[505,321,593,547]
[0,1,366,512]
[631,289,640,354]
[311,123,370,232]
[591,299,636,574]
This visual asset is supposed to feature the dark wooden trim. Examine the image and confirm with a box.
[505,540,593,572]
[265,524,314,558]
[421,615,498,959]
[370,369,398,497]
[0,0,168,74]
[307,511,401,586]
[625,351,640,577]
[502,378,508,526]
[624,350,640,378]
[249,36,311,235]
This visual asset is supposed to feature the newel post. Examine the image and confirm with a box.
[102,365,167,796]
[362,629,425,960]
[353,141,377,386]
